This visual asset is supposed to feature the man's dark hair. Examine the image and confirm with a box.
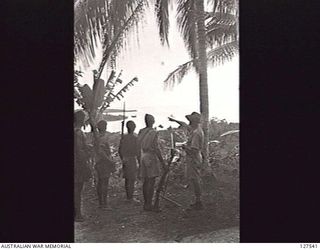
[144,114,155,127]
[74,110,85,126]
[97,120,107,132]
[126,120,136,133]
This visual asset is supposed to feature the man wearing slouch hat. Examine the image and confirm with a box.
[169,112,204,210]
[183,112,204,210]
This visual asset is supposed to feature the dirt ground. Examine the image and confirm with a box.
[75,168,239,243]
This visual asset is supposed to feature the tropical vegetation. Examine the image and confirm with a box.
[74,0,239,163]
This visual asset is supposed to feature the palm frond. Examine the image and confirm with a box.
[206,22,237,47]
[163,59,196,89]
[208,0,237,14]
[206,12,237,25]
[163,40,238,88]
[74,70,83,85]
[205,6,238,47]
[74,0,108,65]
[74,0,148,68]
[207,40,238,67]
[176,0,199,72]
[97,0,147,79]
[155,0,170,45]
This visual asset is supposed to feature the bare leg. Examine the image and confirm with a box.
[97,179,102,206]
[191,178,202,203]
[127,178,135,200]
[74,181,84,221]
[143,178,148,208]
[143,178,155,210]
[188,178,204,210]
[125,178,129,199]
[147,177,156,207]
[101,177,109,207]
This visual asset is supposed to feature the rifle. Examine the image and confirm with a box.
[153,131,176,212]
[121,102,125,138]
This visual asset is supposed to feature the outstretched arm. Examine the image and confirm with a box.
[168,117,188,128]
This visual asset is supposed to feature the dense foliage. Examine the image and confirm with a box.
[84,117,239,191]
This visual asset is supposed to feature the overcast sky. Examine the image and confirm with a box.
[76,7,239,132]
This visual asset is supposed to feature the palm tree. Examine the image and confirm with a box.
[196,0,210,161]
[74,0,148,154]
[74,0,239,163]
[155,0,239,163]
[74,0,149,76]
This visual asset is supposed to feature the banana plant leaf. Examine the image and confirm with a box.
[74,108,90,124]
[92,79,106,111]
[78,84,93,111]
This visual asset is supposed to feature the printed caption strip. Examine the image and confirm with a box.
[1,244,318,249]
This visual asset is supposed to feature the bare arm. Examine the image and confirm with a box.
[168,117,188,128]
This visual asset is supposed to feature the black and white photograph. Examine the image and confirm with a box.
[74,0,239,243]
[2,0,320,245]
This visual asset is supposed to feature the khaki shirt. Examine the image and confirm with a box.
[137,127,161,178]
[187,126,204,165]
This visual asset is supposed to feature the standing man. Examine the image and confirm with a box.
[183,112,204,210]
[168,112,201,134]
[137,114,166,211]
[118,121,140,203]
[94,120,115,210]
[74,110,91,222]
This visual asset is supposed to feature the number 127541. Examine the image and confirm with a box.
[300,244,318,248]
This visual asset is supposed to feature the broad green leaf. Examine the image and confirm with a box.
[92,78,106,111]
[78,84,93,111]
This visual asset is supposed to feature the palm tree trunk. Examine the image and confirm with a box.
[195,0,209,167]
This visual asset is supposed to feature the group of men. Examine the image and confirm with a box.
[74,110,205,222]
